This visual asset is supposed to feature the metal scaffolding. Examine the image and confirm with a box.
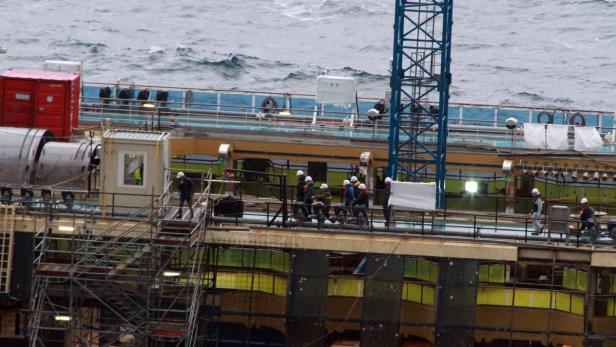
[28,175,213,347]
[0,205,15,295]
[388,0,454,208]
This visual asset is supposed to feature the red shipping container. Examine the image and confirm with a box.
[0,69,80,140]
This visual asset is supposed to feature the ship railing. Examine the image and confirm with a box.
[79,95,616,151]
[82,81,616,132]
[80,93,616,133]
[80,95,391,140]
[8,182,616,251]
[205,196,616,249]
[80,95,616,151]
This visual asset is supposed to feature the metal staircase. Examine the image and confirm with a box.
[28,172,214,346]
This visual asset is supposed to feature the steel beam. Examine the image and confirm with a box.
[388,0,454,208]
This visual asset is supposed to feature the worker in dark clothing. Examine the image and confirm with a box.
[530,188,543,235]
[176,171,194,220]
[350,176,360,197]
[579,197,596,232]
[352,183,369,217]
[383,177,392,227]
[342,179,355,206]
[315,183,332,220]
[304,176,314,214]
[296,170,306,202]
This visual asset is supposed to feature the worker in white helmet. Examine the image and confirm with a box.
[352,183,369,218]
[304,176,314,214]
[318,183,331,203]
[350,176,360,196]
[315,183,332,220]
[295,170,306,202]
[530,188,543,235]
[383,177,393,227]
[579,197,596,233]
[343,179,355,206]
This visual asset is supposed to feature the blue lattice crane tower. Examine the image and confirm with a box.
[387,0,454,208]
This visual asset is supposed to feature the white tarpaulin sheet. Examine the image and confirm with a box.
[546,124,569,150]
[388,181,436,212]
[574,126,603,152]
[316,75,357,106]
[524,123,546,149]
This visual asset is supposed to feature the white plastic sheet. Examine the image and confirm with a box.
[388,181,436,212]
[574,126,603,152]
[524,123,546,149]
[546,124,569,150]
[316,75,357,106]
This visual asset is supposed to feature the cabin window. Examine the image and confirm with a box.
[119,151,146,187]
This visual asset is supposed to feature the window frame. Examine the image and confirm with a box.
[118,150,148,188]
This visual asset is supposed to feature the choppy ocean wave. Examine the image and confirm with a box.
[0,0,614,110]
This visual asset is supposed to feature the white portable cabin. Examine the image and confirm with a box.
[100,129,170,214]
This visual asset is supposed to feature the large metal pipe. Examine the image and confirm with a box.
[0,127,54,185]
[34,141,99,188]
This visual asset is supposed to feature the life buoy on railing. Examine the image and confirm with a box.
[536,111,554,124]
[569,112,586,126]
[261,96,278,114]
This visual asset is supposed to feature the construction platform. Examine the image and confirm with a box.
[0,85,614,346]
[0,182,614,346]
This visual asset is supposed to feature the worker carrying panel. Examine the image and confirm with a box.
[388,181,436,212]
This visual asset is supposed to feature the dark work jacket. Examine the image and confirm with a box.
[296,175,305,202]
[383,184,391,207]
[317,189,332,206]
[532,196,543,214]
[353,190,369,207]
[352,181,361,197]
[304,182,314,204]
[343,183,355,202]
[178,177,194,199]
[580,205,595,221]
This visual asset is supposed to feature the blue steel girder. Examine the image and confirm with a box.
[388,0,453,209]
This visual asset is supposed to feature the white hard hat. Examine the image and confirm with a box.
[359,183,366,190]
[177,172,185,179]
[581,197,588,204]
[350,176,358,182]
[305,176,312,182]
[531,188,539,194]
[343,179,350,185]
[385,177,392,183]
[320,183,328,189]
[296,170,304,176]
